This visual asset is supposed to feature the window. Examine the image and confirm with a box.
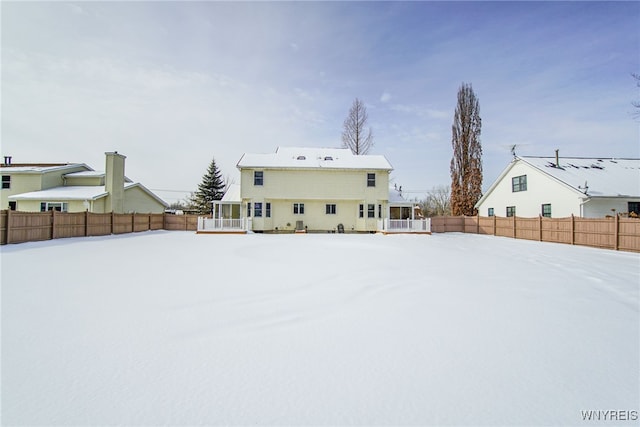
[8,201,16,211]
[628,202,640,216]
[266,203,271,218]
[359,204,364,218]
[367,204,375,218]
[40,202,68,212]
[326,204,336,214]
[506,206,516,217]
[542,204,552,218]
[367,173,376,187]
[512,175,527,192]
[378,204,382,218]
[254,171,264,186]
[1,175,10,189]
[293,203,304,214]
[254,202,263,217]
[247,202,252,217]
[488,208,494,217]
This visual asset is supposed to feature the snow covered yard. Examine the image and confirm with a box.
[1,231,638,426]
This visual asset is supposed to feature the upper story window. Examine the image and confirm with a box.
[367,173,376,187]
[1,175,10,189]
[512,175,527,192]
[293,203,304,215]
[254,171,264,186]
[326,204,336,214]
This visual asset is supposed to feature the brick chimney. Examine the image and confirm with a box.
[105,151,126,213]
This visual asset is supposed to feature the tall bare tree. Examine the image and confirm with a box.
[450,83,482,216]
[342,97,373,155]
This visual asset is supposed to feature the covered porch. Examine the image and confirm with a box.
[197,184,247,234]
[380,187,431,234]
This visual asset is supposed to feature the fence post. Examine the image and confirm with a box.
[476,214,480,234]
[571,214,575,245]
[493,215,496,236]
[132,213,135,233]
[512,215,516,238]
[85,210,89,236]
[538,215,542,241]
[6,208,11,244]
[111,212,114,235]
[51,209,56,240]
[614,215,619,251]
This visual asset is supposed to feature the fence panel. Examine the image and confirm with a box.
[478,216,494,235]
[495,217,514,238]
[574,217,614,249]
[87,212,112,236]
[53,212,86,239]
[463,216,478,233]
[0,210,7,245]
[541,217,572,244]
[515,217,539,241]
[150,214,164,230]
[7,211,52,244]
[133,214,151,232]
[619,218,640,252]
[112,214,133,234]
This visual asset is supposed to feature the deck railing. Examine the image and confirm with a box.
[197,217,246,231]
[385,218,431,233]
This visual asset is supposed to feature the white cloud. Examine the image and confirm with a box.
[380,92,391,103]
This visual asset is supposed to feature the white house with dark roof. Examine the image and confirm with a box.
[475,153,640,218]
[199,147,430,233]
[2,152,167,213]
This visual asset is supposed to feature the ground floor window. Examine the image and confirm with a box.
[8,201,16,210]
[254,202,263,217]
[266,202,271,218]
[247,202,251,217]
[506,206,516,217]
[359,204,364,218]
[325,204,336,214]
[40,202,68,212]
[367,204,375,218]
[488,208,494,217]
[293,203,304,214]
[541,204,551,218]
[378,204,382,218]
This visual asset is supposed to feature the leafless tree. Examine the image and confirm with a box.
[450,83,482,216]
[342,98,373,155]
[421,185,451,217]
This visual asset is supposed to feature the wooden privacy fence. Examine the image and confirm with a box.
[0,210,201,245]
[431,215,640,252]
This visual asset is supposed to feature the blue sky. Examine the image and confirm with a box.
[2,1,638,204]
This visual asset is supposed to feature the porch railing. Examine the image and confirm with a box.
[385,218,431,232]
[197,217,246,231]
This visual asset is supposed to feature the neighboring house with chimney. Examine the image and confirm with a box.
[475,153,640,219]
[1,152,167,213]
[200,147,430,233]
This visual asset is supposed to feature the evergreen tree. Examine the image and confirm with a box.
[450,83,482,216]
[190,157,225,215]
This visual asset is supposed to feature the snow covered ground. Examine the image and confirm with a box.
[2,231,638,426]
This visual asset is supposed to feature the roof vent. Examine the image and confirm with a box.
[3,156,12,166]
[324,156,333,161]
[297,155,306,160]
